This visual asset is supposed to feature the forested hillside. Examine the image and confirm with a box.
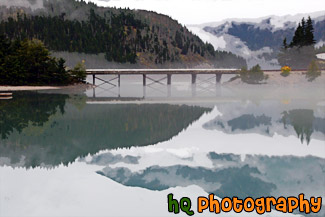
[0,0,246,68]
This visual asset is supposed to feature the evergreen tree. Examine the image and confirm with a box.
[305,16,316,46]
[240,64,268,84]
[278,16,316,69]
[0,37,83,85]
[206,43,216,56]
[301,17,306,40]
[290,23,304,47]
[289,17,315,48]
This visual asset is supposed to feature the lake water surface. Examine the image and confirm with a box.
[0,75,324,216]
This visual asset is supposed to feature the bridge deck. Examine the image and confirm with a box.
[86,68,312,88]
[86,69,241,75]
[86,68,312,75]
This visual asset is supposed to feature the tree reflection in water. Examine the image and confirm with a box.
[204,109,325,145]
[0,92,210,168]
[281,109,324,145]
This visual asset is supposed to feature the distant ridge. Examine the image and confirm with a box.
[0,0,246,69]
[188,11,325,69]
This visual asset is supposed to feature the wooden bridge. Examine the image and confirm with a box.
[86,69,242,86]
[86,68,311,87]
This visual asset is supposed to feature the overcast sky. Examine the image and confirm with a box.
[84,0,324,25]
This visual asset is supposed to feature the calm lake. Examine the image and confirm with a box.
[0,74,324,217]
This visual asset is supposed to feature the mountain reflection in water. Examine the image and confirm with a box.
[95,152,325,199]
[0,92,210,168]
[0,85,324,217]
[89,98,325,214]
[204,109,325,145]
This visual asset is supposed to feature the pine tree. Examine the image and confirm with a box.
[301,18,307,46]
[290,23,304,47]
[0,38,78,85]
[289,16,316,48]
[301,18,306,34]
[305,16,316,46]
[278,17,316,69]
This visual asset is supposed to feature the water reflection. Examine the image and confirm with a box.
[281,110,324,144]
[0,92,210,168]
[86,97,325,217]
[1,85,324,217]
[97,164,276,199]
[204,108,325,145]
[0,92,68,139]
[95,152,325,200]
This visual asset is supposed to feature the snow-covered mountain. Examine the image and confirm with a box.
[188,11,325,69]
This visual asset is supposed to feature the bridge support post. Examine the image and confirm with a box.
[167,74,172,85]
[92,74,96,85]
[216,74,222,83]
[192,74,197,84]
[143,74,146,86]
